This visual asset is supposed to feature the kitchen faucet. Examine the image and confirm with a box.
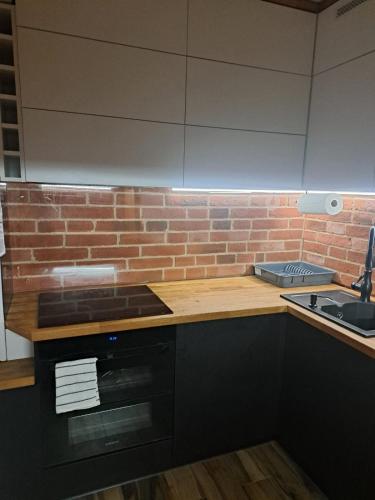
[351,226,375,302]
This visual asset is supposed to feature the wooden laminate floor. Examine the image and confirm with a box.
[76,441,327,500]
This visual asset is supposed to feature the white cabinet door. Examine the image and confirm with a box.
[23,109,184,187]
[305,53,375,191]
[184,126,305,189]
[18,28,186,124]
[188,0,315,75]
[186,58,310,134]
[16,0,188,55]
[314,0,375,74]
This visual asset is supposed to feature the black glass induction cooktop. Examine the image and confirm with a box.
[38,285,173,328]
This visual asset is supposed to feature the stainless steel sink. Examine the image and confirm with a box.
[281,289,375,338]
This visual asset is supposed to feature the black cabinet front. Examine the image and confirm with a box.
[173,315,286,466]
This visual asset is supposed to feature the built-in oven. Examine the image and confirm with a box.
[35,327,175,466]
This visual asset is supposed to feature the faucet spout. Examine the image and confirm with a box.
[352,226,375,302]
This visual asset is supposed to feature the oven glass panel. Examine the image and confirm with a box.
[68,402,151,446]
[98,366,152,394]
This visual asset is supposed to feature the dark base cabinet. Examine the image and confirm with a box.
[173,315,286,466]
[279,316,375,500]
[0,385,41,500]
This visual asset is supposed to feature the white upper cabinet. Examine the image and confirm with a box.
[186,58,310,134]
[304,52,375,191]
[188,0,316,75]
[184,126,305,190]
[18,28,186,124]
[314,0,375,74]
[16,0,188,55]
[23,109,184,187]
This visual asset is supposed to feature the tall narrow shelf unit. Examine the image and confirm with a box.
[0,4,24,181]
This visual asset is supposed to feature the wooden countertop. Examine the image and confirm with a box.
[3,276,375,391]
[5,276,375,360]
[0,358,35,391]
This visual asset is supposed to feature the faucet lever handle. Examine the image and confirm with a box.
[352,274,364,291]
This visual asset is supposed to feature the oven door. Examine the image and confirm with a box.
[96,341,174,404]
[44,395,173,465]
[39,339,175,466]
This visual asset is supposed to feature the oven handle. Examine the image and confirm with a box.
[47,341,172,371]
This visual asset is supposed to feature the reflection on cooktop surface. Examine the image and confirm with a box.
[38,285,173,328]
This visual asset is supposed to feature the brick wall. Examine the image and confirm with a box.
[302,196,373,288]
[3,183,302,292]
[3,184,373,294]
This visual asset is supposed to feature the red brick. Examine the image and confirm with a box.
[316,233,351,247]
[8,234,63,248]
[285,240,301,251]
[12,276,62,292]
[146,221,168,232]
[230,208,268,218]
[210,231,249,242]
[168,232,188,243]
[175,256,195,267]
[187,243,226,254]
[18,262,73,276]
[326,221,346,235]
[142,245,185,256]
[117,193,164,206]
[263,251,301,262]
[289,219,304,228]
[142,208,185,219]
[7,220,36,232]
[196,255,215,265]
[30,190,86,205]
[129,257,173,269]
[117,270,163,284]
[91,247,139,259]
[329,247,347,260]
[217,254,236,264]
[187,208,209,219]
[304,219,327,232]
[66,234,117,247]
[188,232,209,242]
[164,268,185,281]
[169,220,209,231]
[34,248,89,261]
[346,225,370,238]
[233,220,250,230]
[67,221,94,232]
[248,241,284,252]
[303,241,328,255]
[7,249,32,262]
[268,230,302,240]
[209,208,229,219]
[186,267,206,279]
[165,194,208,206]
[7,205,59,219]
[228,242,247,252]
[88,192,114,205]
[352,212,373,225]
[302,252,325,266]
[303,230,317,241]
[209,195,248,206]
[212,220,231,230]
[5,189,29,203]
[115,207,141,219]
[347,250,365,264]
[324,257,360,276]
[96,220,144,232]
[62,206,114,219]
[38,220,66,233]
[252,219,288,230]
[206,265,247,278]
[120,233,165,245]
[237,253,255,264]
[268,207,300,218]
[249,230,269,240]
